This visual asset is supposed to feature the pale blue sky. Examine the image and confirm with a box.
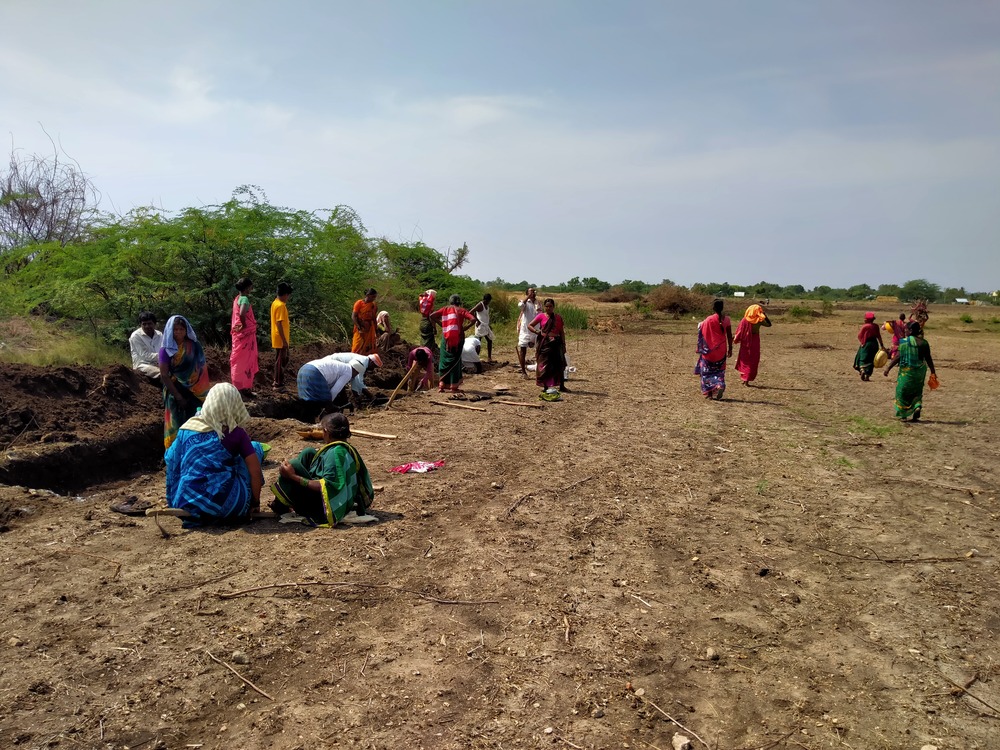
[2,1,998,289]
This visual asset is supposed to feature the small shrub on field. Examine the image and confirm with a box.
[557,303,589,330]
[484,289,516,326]
[990,316,1000,325]
[631,298,652,316]
[960,313,973,324]
[597,286,641,303]
[648,283,712,316]
[787,305,817,320]
[821,300,834,316]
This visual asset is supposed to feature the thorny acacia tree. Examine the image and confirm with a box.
[0,136,100,255]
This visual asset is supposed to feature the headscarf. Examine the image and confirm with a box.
[162,315,199,357]
[181,383,249,437]
[376,310,390,330]
[864,312,876,322]
[368,353,382,368]
[743,304,766,324]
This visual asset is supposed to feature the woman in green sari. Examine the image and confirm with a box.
[270,413,374,526]
[883,321,936,421]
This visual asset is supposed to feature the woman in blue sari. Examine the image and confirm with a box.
[165,383,266,523]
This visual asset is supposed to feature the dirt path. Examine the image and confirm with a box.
[1,314,998,749]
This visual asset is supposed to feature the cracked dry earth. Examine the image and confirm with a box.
[0,311,998,749]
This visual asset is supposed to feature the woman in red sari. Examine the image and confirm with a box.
[229,277,258,396]
[733,304,772,385]
[694,299,733,399]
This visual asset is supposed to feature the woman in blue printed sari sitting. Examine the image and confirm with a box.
[270,413,374,527]
[165,383,266,523]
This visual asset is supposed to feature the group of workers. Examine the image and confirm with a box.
[692,297,939,423]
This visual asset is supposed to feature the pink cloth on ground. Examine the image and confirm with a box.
[389,460,446,474]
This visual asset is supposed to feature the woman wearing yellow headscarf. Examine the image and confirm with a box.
[733,304,772,385]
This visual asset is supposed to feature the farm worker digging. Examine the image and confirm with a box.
[405,346,436,391]
[296,355,364,412]
[329,352,382,394]
[271,413,374,526]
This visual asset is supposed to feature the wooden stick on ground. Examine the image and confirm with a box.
[629,686,709,748]
[204,650,275,701]
[351,429,398,440]
[507,475,595,515]
[385,361,420,409]
[431,400,487,412]
[494,399,545,409]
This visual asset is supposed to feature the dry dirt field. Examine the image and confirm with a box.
[1,307,999,750]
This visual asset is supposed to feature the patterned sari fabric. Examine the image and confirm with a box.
[165,431,264,523]
[694,314,730,398]
[162,339,210,449]
[894,335,929,420]
[272,441,374,526]
[351,299,378,354]
[229,294,258,390]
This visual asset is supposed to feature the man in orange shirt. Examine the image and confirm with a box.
[270,282,292,388]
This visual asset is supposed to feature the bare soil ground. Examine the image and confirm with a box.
[1,309,999,750]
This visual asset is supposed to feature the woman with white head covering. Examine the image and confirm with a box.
[165,383,267,523]
[158,315,210,449]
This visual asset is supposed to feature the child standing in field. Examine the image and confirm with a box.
[270,282,292,389]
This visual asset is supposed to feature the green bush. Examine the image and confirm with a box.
[558,303,589,330]
[787,305,816,320]
[960,313,973,324]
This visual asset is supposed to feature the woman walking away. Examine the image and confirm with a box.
[351,288,378,355]
[165,383,266,524]
[159,315,211,449]
[884,321,936,421]
[527,298,567,401]
[429,294,475,393]
[694,299,733,399]
[853,312,886,381]
[271,413,374,527]
[230,277,258,396]
[887,313,907,358]
[734,304,772,385]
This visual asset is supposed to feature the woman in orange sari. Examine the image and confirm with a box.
[733,304,771,385]
[351,288,378,354]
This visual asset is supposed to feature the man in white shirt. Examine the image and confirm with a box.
[129,312,163,379]
[516,287,537,376]
[296,356,365,412]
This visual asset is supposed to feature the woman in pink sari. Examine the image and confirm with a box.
[694,299,733,399]
[230,277,259,397]
[734,304,772,385]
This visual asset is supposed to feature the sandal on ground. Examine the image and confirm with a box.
[110,496,155,516]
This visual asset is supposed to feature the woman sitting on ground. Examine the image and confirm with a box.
[165,383,266,523]
[271,413,374,526]
[159,315,211,449]
[527,298,567,400]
